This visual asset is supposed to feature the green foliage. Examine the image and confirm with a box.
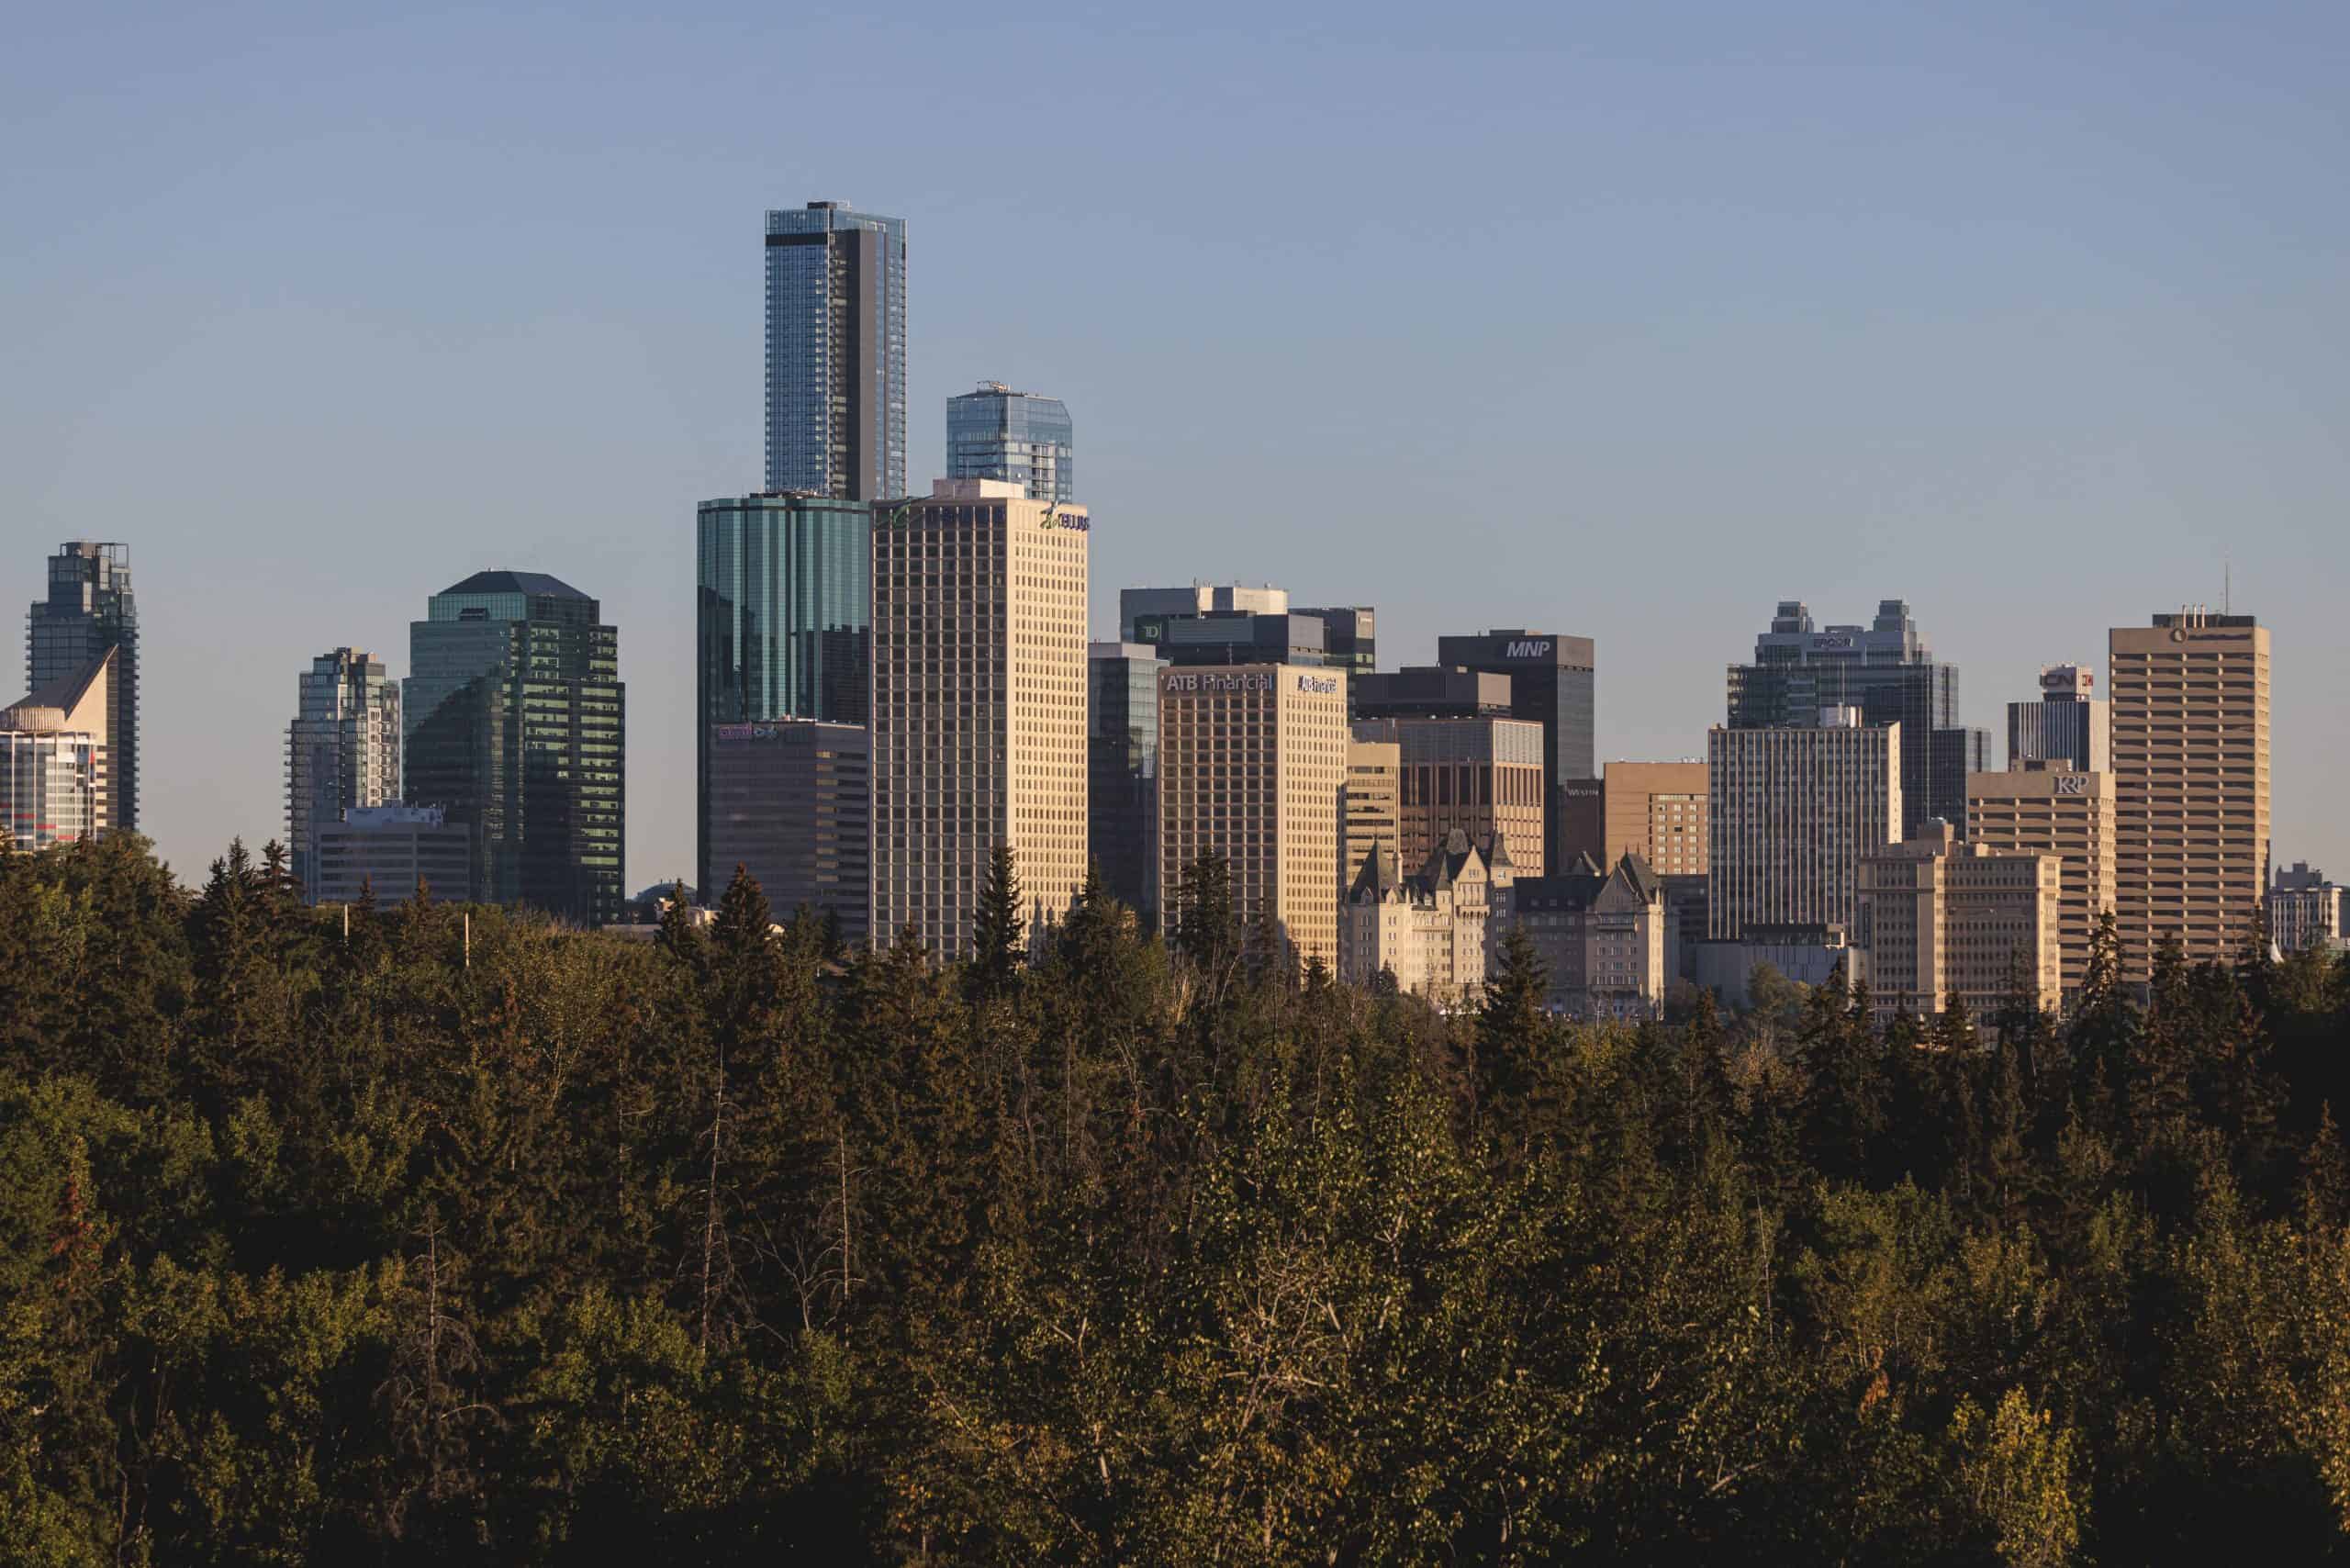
[0,836,2343,1562]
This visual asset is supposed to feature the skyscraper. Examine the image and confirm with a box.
[1432,629,1597,873]
[696,492,872,896]
[704,719,870,945]
[1348,715,1544,879]
[1726,599,1974,834]
[404,571,625,927]
[1090,641,1166,924]
[2108,609,2271,975]
[1119,583,1288,639]
[947,382,1073,504]
[765,202,906,499]
[287,649,402,901]
[2008,664,2110,772]
[1158,665,1349,968]
[872,478,1089,958]
[27,542,138,834]
[1602,760,1709,877]
[1966,758,2116,1003]
[1857,820,2062,1023]
[1707,712,1903,940]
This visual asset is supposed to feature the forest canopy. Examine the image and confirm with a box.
[4,832,2350,1565]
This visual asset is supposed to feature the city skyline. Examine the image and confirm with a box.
[5,6,2345,891]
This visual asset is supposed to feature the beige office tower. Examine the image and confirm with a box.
[2108,610,2271,976]
[1966,759,2115,1002]
[1602,759,1708,876]
[1858,821,2063,1022]
[1707,713,1902,940]
[1158,666,1348,966]
[871,477,1089,959]
[1350,715,1544,879]
[1342,736,1402,890]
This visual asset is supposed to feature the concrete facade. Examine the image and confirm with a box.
[1707,715,1903,941]
[1350,715,1545,880]
[1966,759,2116,1002]
[1499,851,1669,1019]
[1857,821,2062,1022]
[871,478,1089,959]
[1158,664,1349,969]
[2109,610,2271,976]
[1602,760,1708,877]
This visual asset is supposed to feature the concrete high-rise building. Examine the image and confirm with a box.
[1433,629,1597,873]
[695,492,872,897]
[704,719,869,945]
[2009,664,2110,773]
[1342,830,1493,1006]
[2109,610,2271,976]
[1966,759,2116,1003]
[1090,641,1166,924]
[27,543,137,834]
[1119,583,1287,640]
[946,382,1073,505]
[2270,863,2347,957]
[1341,736,1401,890]
[311,805,474,906]
[1857,820,2063,1023]
[404,571,625,927]
[1726,599,1975,834]
[1707,712,1902,940]
[0,650,113,852]
[1350,715,1544,880]
[1158,665,1349,968]
[1602,760,1708,877]
[1496,851,1669,1020]
[872,478,1088,958]
[764,202,906,499]
[287,649,401,901]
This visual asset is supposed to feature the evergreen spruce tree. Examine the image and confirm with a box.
[1475,925,1550,1114]
[968,843,1026,1001]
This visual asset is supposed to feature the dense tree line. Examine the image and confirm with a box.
[3,831,2349,1563]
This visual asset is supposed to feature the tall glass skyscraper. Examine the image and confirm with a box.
[696,493,871,896]
[946,381,1074,504]
[1089,641,1165,924]
[28,542,138,833]
[286,648,402,901]
[765,201,906,499]
[404,572,624,926]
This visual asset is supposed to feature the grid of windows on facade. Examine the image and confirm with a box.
[871,485,1088,958]
[287,649,401,902]
[946,383,1074,505]
[27,542,137,833]
[403,573,624,928]
[0,734,100,850]
[765,203,906,499]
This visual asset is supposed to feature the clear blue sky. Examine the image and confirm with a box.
[6,1,2345,891]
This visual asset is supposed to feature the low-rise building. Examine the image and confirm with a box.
[1497,851,1668,1019]
[312,805,475,905]
[1857,820,2061,1022]
[1342,829,1492,1007]
[2271,862,2348,957]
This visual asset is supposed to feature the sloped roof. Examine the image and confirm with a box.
[2,648,112,739]
[1348,841,1404,900]
[440,569,589,599]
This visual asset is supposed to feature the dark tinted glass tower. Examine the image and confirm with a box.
[28,542,138,833]
[765,202,906,499]
[1089,641,1165,924]
[404,572,624,926]
[946,382,1073,504]
[696,493,872,897]
[1726,599,1974,835]
[1433,629,1597,874]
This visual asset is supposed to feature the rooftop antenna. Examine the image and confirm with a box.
[2224,554,2232,615]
